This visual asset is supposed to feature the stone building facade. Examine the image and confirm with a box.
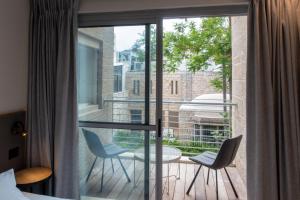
[231,16,247,184]
[124,70,218,137]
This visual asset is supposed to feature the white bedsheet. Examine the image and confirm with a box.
[22,192,72,200]
[23,192,109,200]
[22,193,109,200]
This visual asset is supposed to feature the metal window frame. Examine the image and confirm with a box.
[77,4,248,200]
[78,23,154,200]
[78,4,248,27]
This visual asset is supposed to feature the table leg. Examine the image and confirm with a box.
[43,181,47,195]
[167,163,169,194]
[134,158,136,187]
[177,162,180,179]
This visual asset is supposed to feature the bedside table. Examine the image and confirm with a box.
[16,167,52,195]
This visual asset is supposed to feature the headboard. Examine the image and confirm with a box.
[0,111,26,172]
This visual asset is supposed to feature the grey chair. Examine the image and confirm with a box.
[82,129,131,192]
[186,135,242,199]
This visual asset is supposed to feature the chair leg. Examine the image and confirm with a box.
[207,168,210,185]
[224,167,238,198]
[111,158,114,173]
[86,157,97,182]
[133,158,136,186]
[215,170,218,200]
[100,158,105,192]
[186,165,202,195]
[117,156,131,182]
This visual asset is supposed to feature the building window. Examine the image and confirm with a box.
[133,80,140,95]
[77,41,103,107]
[194,124,225,142]
[114,65,122,92]
[131,62,145,71]
[130,110,142,123]
[168,111,179,128]
[170,80,178,95]
[150,80,153,94]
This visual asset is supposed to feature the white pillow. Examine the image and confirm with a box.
[0,169,16,187]
[0,169,30,200]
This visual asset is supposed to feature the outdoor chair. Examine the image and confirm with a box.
[186,135,243,199]
[82,129,131,192]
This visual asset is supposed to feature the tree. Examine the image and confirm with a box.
[163,17,232,92]
[130,17,232,94]
[131,25,157,62]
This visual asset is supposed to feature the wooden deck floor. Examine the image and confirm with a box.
[80,158,247,200]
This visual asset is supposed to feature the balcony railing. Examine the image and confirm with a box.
[99,97,236,156]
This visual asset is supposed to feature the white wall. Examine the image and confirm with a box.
[0,1,29,114]
[79,0,249,13]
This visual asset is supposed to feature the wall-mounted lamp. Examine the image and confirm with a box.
[11,121,27,136]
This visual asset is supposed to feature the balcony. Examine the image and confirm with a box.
[79,97,246,200]
[80,161,246,200]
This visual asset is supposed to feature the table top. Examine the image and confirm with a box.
[15,167,52,185]
[134,145,182,164]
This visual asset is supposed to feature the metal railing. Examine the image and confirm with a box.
[101,98,236,156]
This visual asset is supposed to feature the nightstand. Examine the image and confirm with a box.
[15,167,52,195]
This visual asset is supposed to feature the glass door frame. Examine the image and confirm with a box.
[78,4,248,200]
[77,18,163,200]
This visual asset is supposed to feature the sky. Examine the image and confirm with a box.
[114,18,201,51]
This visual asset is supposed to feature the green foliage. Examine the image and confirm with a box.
[162,139,219,156]
[130,17,231,91]
[113,130,144,150]
[113,131,221,156]
[163,17,232,91]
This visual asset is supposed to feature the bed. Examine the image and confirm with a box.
[23,192,71,200]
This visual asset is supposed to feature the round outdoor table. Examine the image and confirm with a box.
[134,145,182,194]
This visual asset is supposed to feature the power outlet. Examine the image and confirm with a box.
[8,147,19,160]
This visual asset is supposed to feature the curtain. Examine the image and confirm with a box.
[247,0,300,199]
[27,0,79,198]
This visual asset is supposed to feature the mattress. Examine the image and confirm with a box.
[22,192,72,200]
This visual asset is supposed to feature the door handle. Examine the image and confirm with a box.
[158,118,162,138]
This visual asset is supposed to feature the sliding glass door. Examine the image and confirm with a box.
[77,22,163,200]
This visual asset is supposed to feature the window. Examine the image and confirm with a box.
[194,124,225,142]
[77,40,102,106]
[150,80,153,94]
[130,110,142,123]
[168,111,179,128]
[114,65,123,92]
[131,62,145,71]
[133,80,140,95]
[170,80,178,95]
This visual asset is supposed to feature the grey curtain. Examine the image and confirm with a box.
[27,0,79,198]
[247,0,300,200]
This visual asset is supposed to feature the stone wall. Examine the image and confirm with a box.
[231,16,247,184]
[77,27,115,183]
